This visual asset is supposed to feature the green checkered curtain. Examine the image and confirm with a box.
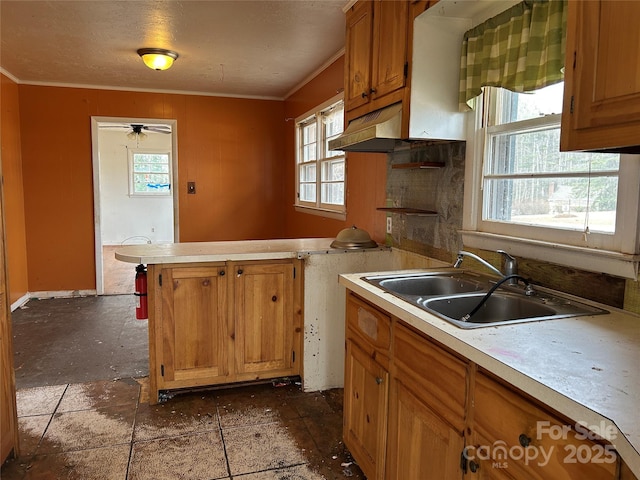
[458,0,567,112]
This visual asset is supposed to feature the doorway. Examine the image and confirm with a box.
[91,117,179,295]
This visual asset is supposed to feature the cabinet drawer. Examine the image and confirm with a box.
[393,322,467,432]
[346,293,391,353]
[472,373,617,479]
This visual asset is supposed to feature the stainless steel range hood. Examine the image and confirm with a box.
[328,103,403,153]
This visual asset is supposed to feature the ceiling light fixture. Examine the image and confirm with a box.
[137,48,179,71]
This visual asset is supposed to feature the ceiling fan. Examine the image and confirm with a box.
[99,123,172,135]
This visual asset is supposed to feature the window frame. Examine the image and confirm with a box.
[294,93,346,220]
[128,148,173,197]
[461,88,640,279]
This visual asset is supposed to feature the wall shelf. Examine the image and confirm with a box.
[391,161,445,169]
[377,207,438,216]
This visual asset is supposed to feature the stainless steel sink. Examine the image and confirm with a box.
[377,274,485,296]
[363,271,609,329]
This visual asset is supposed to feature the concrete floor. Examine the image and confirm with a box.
[3,295,365,479]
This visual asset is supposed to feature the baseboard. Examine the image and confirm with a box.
[10,293,30,312]
[26,290,98,301]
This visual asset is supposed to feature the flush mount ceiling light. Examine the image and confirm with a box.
[137,48,179,71]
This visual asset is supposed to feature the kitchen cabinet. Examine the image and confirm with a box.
[344,292,391,480]
[470,371,618,479]
[342,287,628,479]
[0,175,18,463]
[386,322,466,479]
[232,262,295,377]
[148,259,302,404]
[344,0,409,115]
[154,264,229,390]
[561,0,640,152]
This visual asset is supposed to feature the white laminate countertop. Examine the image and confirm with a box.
[339,269,640,477]
[114,238,387,264]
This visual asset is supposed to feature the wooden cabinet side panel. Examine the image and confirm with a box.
[0,184,18,461]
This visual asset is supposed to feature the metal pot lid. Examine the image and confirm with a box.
[330,225,378,249]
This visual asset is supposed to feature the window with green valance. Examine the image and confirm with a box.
[458,0,567,112]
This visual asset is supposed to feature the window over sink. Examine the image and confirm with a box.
[295,94,346,219]
[462,83,640,279]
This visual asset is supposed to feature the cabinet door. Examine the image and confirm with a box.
[386,377,464,480]
[370,0,409,100]
[233,262,294,377]
[561,0,640,151]
[343,338,388,480]
[345,0,373,111]
[160,265,228,385]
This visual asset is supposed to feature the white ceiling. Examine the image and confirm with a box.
[0,0,346,100]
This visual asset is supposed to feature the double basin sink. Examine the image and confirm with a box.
[364,270,608,329]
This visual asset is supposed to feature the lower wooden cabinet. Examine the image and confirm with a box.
[159,264,228,386]
[387,377,465,479]
[148,259,302,404]
[343,289,627,480]
[344,339,389,480]
[386,322,466,479]
[470,372,618,480]
[344,293,391,480]
[233,262,294,377]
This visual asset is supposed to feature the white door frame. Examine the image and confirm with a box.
[90,116,179,295]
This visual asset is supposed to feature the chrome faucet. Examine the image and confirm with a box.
[454,250,519,285]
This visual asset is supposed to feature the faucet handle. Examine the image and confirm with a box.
[496,250,515,261]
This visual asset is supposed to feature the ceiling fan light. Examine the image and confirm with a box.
[127,131,137,140]
[137,48,179,71]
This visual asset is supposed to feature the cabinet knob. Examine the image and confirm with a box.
[519,433,532,447]
[219,270,225,276]
[375,377,383,385]
[370,88,377,94]
[361,91,368,98]
[469,460,479,473]
[272,295,278,302]
[237,269,243,275]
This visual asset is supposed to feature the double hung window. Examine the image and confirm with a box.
[128,149,172,196]
[463,83,640,277]
[295,95,345,218]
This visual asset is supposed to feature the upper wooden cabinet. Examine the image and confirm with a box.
[344,0,410,114]
[561,0,640,152]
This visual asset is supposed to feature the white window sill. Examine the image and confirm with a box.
[295,205,346,221]
[460,230,639,280]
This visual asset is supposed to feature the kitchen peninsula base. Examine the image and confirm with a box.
[146,259,303,405]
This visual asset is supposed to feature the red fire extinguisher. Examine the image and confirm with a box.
[135,264,148,320]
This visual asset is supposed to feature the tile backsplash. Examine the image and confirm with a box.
[386,141,465,264]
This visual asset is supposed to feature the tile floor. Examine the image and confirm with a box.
[6,278,366,479]
[1,378,365,479]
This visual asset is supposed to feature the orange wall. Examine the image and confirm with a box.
[1,74,29,304]
[283,57,388,242]
[11,56,386,294]
[19,86,286,292]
